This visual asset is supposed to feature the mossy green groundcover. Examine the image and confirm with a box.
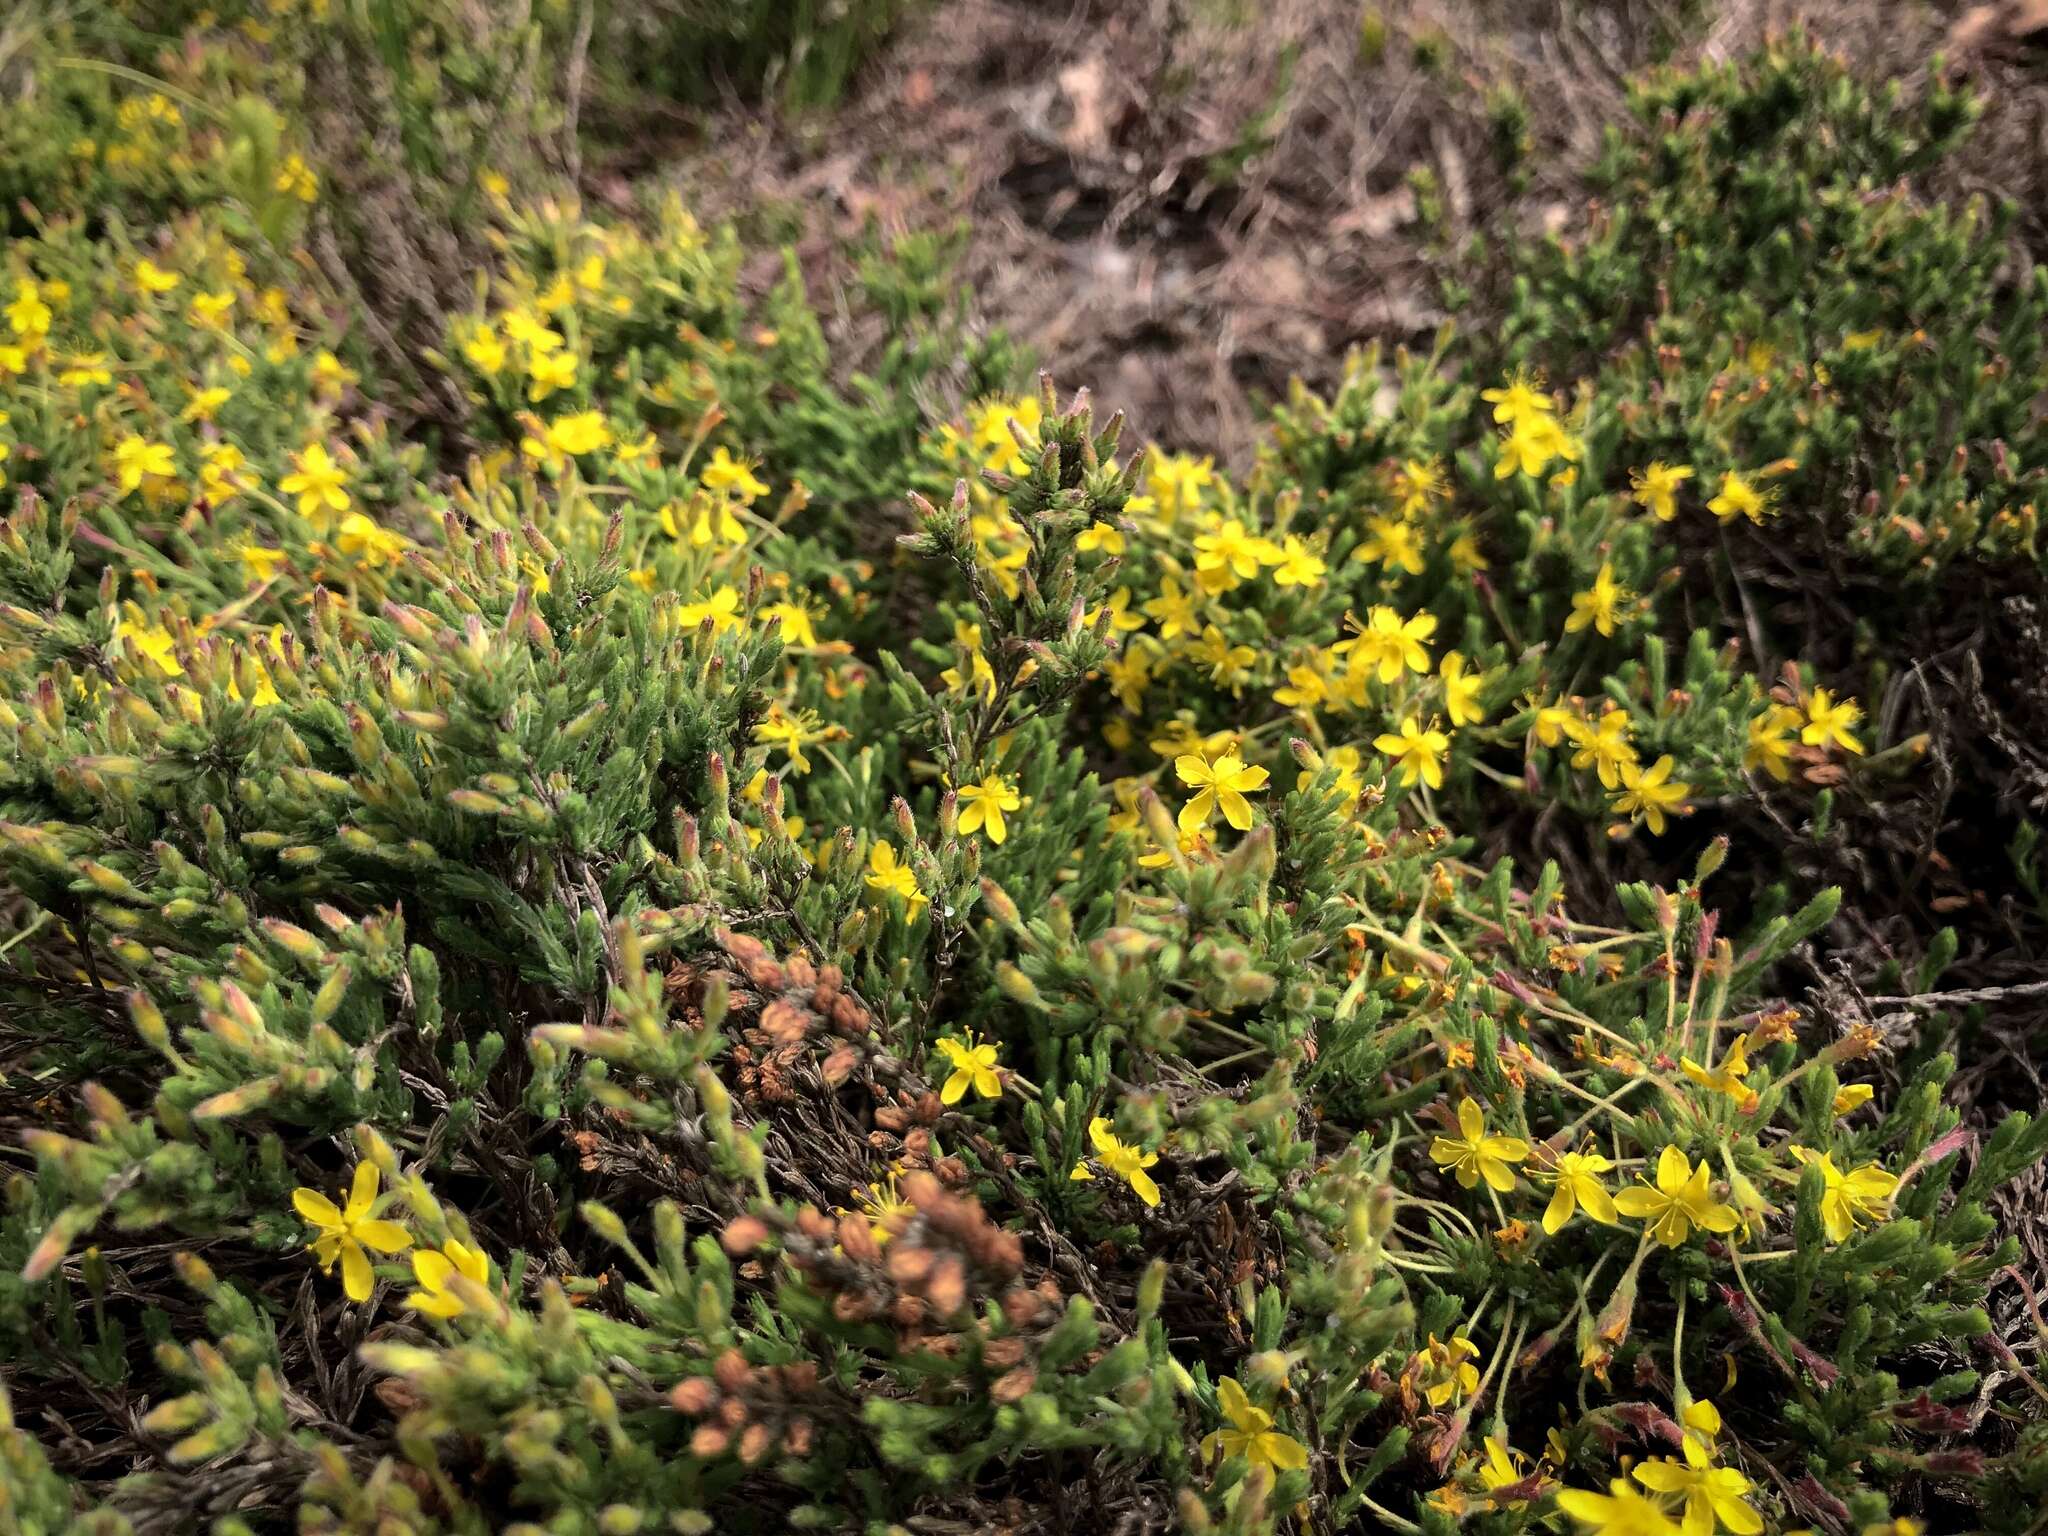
[0,8,2043,1535]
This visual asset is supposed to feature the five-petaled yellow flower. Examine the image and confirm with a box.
[293,1163,413,1302]
[112,435,176,494]
[1201,1378,1308,1474]
[702,445,770,502]
[1375,716,1451,790]
[1744,705,1801,781]
[1680,1033,1755,1108]
[405,1239,490,1319]
[1481,370,1552,428]
[1556,1477,1684,1536]
[957,773,1022,844]
[1566,563,1630,638]
[1800,689,1865,755]
[865,841,927,916]
[1344,605,1437,684]
[1069,1117,1161,1206]
[1429,1098,1530,1191]
[1631,1433,1764,1536]
[936,1031,1002,1103]
[1613,755,1690,835]
[1613,1147,1739,1248]
[1175,751,1269,833]
[1419,1333,1482,1407]
[1541,1149,1618,1233]
[1707,470,1774,525]
[1439,651,1486,726]
[280,442,351,519]
[1630,461,1693,521]
[1832,1084,1875,1117]
[1791,1148,1900,1243]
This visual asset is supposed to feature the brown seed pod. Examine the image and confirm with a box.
[669,1377,718,1415]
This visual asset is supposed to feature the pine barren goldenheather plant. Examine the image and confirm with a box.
[0,11,2044,1536]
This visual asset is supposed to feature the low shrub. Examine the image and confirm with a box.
[0,14,2041,1536]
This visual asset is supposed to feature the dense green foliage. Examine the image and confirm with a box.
[0,10,2041,1536]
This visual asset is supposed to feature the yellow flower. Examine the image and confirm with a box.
[1273,663,1328,712]
[335,512,408,569]
[1140,576,1201,641]
[940,621,998,703]
[1392,456,1448,517]
[1439,651,1485,726]
[1070,1117,1160,1206]
[865,841,927,916]
[1613,754,1690,835]
[1375,716,1450,790]
[1681,1033,1755,1109]
[1832,1083,1875,1117]
[1800,689,1864,755]
[851,1171,913,1245]
[111,435,176,494]
[1494,412,1578,480]
[181,385,232,422]
[1201,1379,1308,1474]
[1613,1147,1739,1247]
[1480,369,1552,429]
[1429,1098,1529,1191]
[240,544,288,584]
[1629,461,1693,521]
[1193,517,1275,585]
[762,601,817,648]
[1419,1333,1481,1407]
[677,584,743,634]
[1342,605,1436,684]
[280,442,351,519]
[1744,705,1801,781]
[1271,534,1326,587]
[1540,1149,1618,1233]
[190,290,235,327]
[115,619,184,677]
[936,1031,1002,1103]
[133,258,180,295]
[274,152,318,202]
[754,706,831,773]
[1707,471,1774,525]
[1356,514,1424,575]
[1190,624,1256,692]
[1556,1478,1684,1536]
[526,347,577,402]
[1566,709,1638,787]
[1566,562,1629,638]
[503,309,562,354]
[546,410,611,458]
[1631,1434,1763,1536]
[969,396,1042,474]
[1146,449,1213,519]
[60,352,114,389]
[7,280,52,338]
[1175,751,1269,833]
[1478,1436,1543,1506]
[1527,696,1575,748]
[702,445,770,502]
[292,1163,413,1302]
[1448,530,1489,573]
[957,773,1022,844]
[1791,1148,1900,1243]
[463,325,507,375]
[405,1239,490,1319]
[1076,520,1125,556]
[201,442,247,504]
